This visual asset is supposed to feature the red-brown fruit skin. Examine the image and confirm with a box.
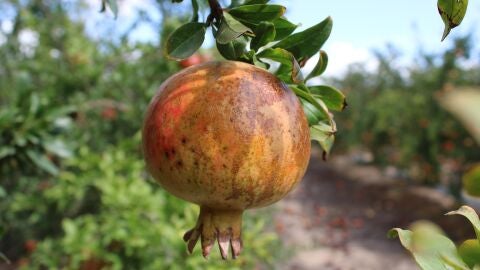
[142,61,310,211]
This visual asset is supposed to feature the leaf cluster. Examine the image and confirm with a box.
[164,0,346,157]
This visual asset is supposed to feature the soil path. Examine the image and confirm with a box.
[275,151,473,270]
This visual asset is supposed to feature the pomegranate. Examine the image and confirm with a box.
[142,61,310,259]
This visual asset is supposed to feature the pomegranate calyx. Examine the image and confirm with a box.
[183,206,243,260]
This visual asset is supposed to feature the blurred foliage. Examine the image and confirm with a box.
[0,0,280,268]
[390,206,480,270]
[463,165,480,197]
[332,37,480,186]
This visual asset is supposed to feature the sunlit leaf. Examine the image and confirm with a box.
[309,85,347,112]
[438,0,468,41]
[165,22,206,60]
[446,205,480,240]
[257,48,303,83]
[243,0,270,5]
[273,16,332,62]
[272,17,297,41]
[216,12,253,44]
[438,88,480,145]
[306,50,328,81]
[228,4,285,24]
[389,225,470,270]
[310,123,335,155]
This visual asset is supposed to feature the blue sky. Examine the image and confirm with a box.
[285,0,480,76]
[4,0,477,77]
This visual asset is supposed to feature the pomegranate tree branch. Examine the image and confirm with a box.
[207,0,223,24]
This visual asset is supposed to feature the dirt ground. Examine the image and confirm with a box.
[274,150,475,270]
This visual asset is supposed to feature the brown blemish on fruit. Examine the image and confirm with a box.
[176,160,183,168]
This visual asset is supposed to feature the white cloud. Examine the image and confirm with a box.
[307,41,377,79]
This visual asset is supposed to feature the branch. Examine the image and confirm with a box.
[207,0,223,24]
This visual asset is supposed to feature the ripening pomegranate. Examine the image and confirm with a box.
[142,61,310,259]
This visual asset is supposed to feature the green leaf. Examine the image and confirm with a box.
[301,99,322,125]
[290,85,332,124]
[446,205,480,240]
[273,16,332,62]
[228,4,285,24]
[44,140,72,158]
[165,22,206,60]
[438,0,468,41]
[438,88,480,145]
[459,239,480,268]
[310,123,335,155]
[257,48,303,83]
[309,85,347,112]
[389,226,470,270]
[26,150,59,175]
[250,21,275,51]
[216,36,248,60]
[241,50,269,69]
[272,17,298,41]
[191,0,199,22]
[107,0,118,18]
[100,0,118,18]
[0,186,6,198]
[0,146,15,159]
[244,0,270,5]
[306,50,328,80]
[216,12,253,44]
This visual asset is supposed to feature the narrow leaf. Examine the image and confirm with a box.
[309,85,347,111]
[273,16,332,61]
[272,17,298,41]
[229,4,285,24]
[216,12,253,44]
[257,48,303,83]
[26,150,59,175]
[306,50,329,80]
[107,0,118,18]
[165,22,206,60]
[244,0,270,5]
[290,85,331,123]
[250,21,275,51]
[446,205,480,240]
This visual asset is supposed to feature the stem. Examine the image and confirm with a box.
[207,0,223,24]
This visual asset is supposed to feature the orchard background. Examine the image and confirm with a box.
[1,0,480,269]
